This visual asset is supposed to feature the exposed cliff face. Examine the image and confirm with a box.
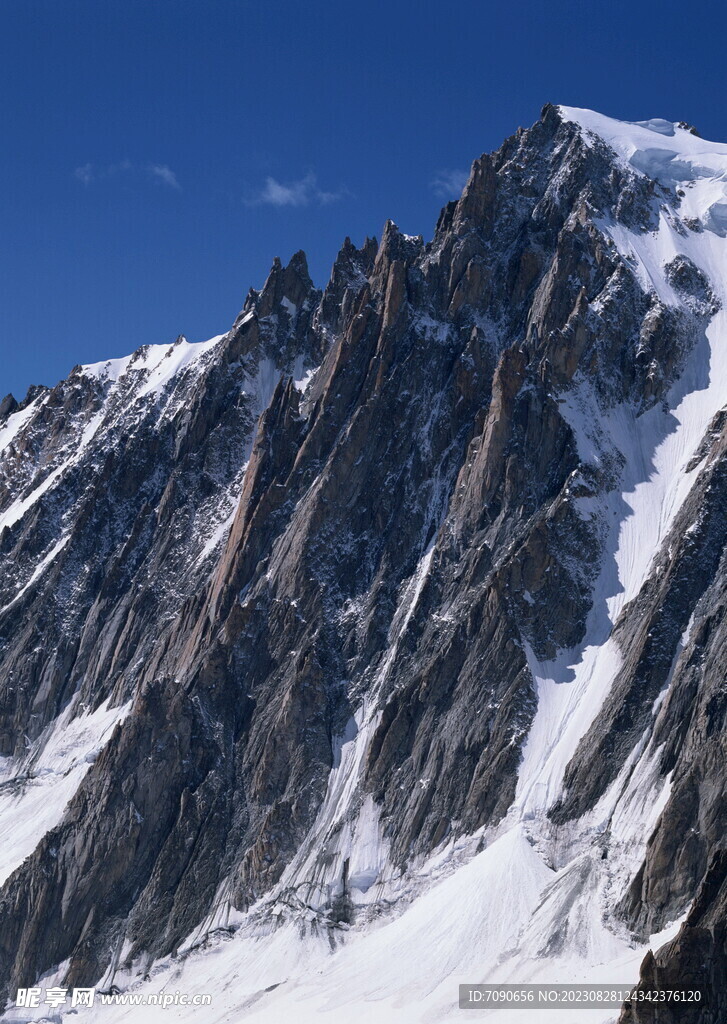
[0,104,725,1022]
[619,850,727,1024]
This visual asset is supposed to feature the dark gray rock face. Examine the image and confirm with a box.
[0,104,724,1017]
[618,851,727,1024]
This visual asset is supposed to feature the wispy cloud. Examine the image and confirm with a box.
[431,168,469,198]
[74,163,94,185]
[73,161,182,190]
[247,171,346,208]
[149,164,181,190]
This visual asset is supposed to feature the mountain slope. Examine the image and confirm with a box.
[0,104,725,1023]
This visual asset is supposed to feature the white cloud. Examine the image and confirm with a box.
[259,174,313,207]
[74,163,94,185]
[248,172,346,208]
[73,161,181,191]
[431,169,470,198]
[149,164,181,190]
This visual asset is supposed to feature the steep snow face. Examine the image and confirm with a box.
[0,408,106,538]
[0,698,131,885]
[519,107,727,816]
[81,334,226,391]
[0,400,43,456]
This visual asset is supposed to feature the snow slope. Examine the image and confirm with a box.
[0,698,131,886]
[519,106,727,816]
[81,335,225,392]
[10,825,680,1024]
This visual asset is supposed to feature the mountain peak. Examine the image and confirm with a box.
[257,249,316,318]
[554,104,727,234]
[1,103,726,1022]
[556,104,726,161]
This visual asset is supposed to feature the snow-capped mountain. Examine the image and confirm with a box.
[0,105,725,1023]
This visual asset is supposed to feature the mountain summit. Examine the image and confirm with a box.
[0,105,725,1023]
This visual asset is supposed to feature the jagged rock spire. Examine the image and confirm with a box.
[256,249,315,317]
[0,394,17,420]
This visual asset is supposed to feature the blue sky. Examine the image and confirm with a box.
[2,0,726,398]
